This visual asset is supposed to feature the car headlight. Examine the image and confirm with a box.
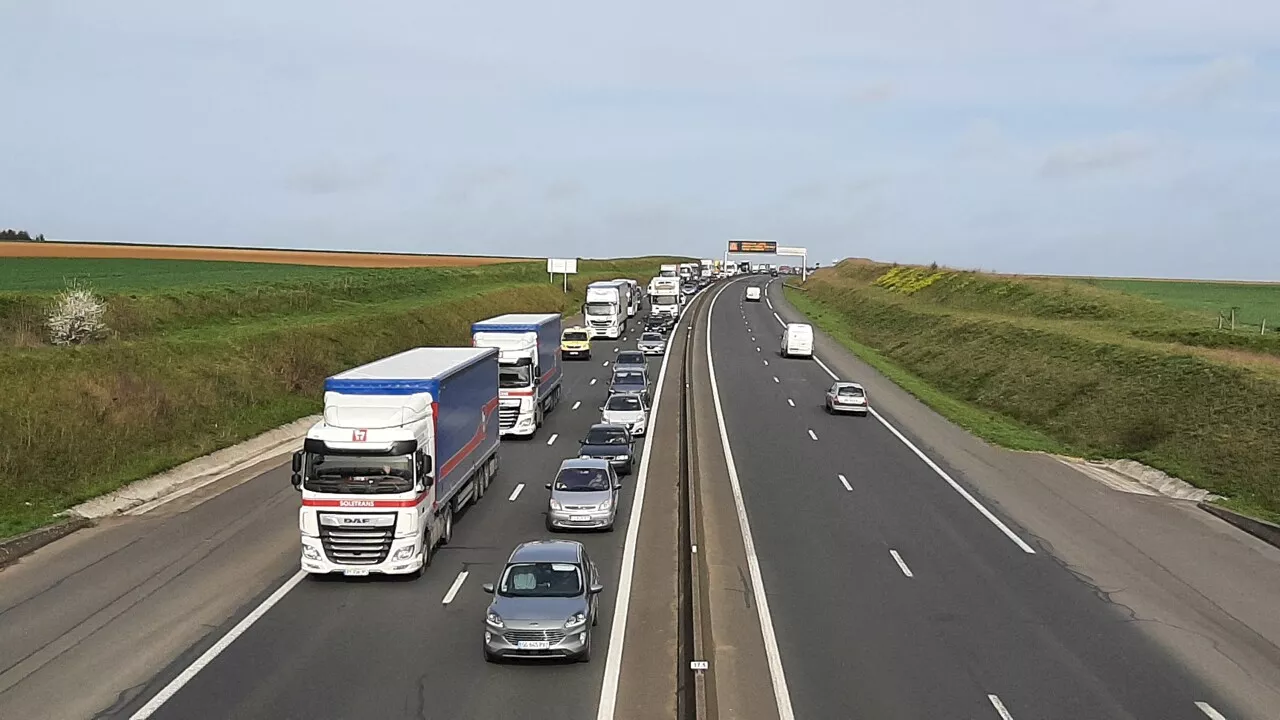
[302,545,321,560]
[487,611,505,628]
[598,498,612,511]
[550,499,563,511]
[391,545,416,560]
[564,612,587,628]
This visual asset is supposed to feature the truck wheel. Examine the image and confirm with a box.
[476,474,486,500]
[441,508,454,546]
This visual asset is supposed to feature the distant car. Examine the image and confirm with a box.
[637,331,667,355]
[745,286,762,302]
[577,423,635,476]
[482,540,604,663]
[600,393,649,437]
[681,283,698,295]
[780,322,813,358]
[560,326,591,360]
[609,369,650,404]
[614,349,647,373]
[824,381,869,415]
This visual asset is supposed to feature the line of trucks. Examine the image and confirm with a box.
[289,276,649,579]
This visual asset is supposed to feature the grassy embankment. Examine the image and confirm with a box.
[786,262,1280,522]
[0,257,678,538]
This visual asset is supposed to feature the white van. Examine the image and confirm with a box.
[744,286,762,302]
[780,323,813,358]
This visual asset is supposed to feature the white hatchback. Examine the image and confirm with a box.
[780,322,813,358]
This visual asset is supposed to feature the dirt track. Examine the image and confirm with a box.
[0,242,525,268]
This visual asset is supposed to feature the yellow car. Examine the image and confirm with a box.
[560,326,591,360]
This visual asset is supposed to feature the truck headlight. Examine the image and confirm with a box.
[392,545,416,561]
[302,545,321,560]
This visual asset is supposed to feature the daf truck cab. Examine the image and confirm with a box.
[292,348,500,578]
[472,313,563,437]
[585,281,627,339]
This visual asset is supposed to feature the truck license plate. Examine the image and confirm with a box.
[344,569,370,577]
[570,515,590,522]
[517,641,551,650]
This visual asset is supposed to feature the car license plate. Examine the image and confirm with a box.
[343,569,370,577]
[517,640,551,649]
[570,515,590,522]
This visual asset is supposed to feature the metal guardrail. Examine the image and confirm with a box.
[678,288,711,719]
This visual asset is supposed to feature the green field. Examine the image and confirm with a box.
[0,256,680,539]
[1081,278,1280,331]
[788,262,1280,522]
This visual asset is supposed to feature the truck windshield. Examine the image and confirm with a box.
[304,453,415,494]
[585,302,614,316]
[654,296,677,305]
[499,364,533,388]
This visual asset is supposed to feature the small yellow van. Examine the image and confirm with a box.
[560,326,592,360]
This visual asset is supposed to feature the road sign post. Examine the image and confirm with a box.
[547,258,578,293]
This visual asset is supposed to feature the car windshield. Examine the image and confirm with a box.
[617,352,644,364]
[605,395,642,412]
[304,453,415,494]
[499,562,583,598]
[556,467,614,489]
[499,364,532,388]
[612,371,644,386]
[641,333,662,342]
[584,427,629,445]
[563,331,588,341]
[837,386,865,397]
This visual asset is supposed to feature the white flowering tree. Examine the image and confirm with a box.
[46,280,108,345]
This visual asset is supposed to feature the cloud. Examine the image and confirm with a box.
[1158,54,1254,107]
[1040,133,1156,179]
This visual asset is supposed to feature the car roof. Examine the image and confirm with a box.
[586,422,628,433]
[786,322,812,330]
[617,350,644,358]
[560,456,614,471]
[509,540,583,564]
[834,381,864,389]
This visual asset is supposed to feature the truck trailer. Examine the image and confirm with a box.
[471,313,564,438]
[292,347,500,578]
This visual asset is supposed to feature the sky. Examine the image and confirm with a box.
[2,1,1279,280]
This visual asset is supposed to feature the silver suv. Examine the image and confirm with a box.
[546,457,622,530]
[482,540,603,663]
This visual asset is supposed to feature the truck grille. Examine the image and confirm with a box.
[505,629,567,644]
[319,522,394,565]
[499,406,520,429]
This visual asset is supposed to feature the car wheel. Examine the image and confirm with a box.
[824,402,831,414]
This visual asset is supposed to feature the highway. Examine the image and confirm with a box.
[686,275,1280,720]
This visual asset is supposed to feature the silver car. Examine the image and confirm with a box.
[545,457,622,531]
[824,381,870,415]
[600,393,649,437]
[482,540,603,663]
[614,349,647,373]
[637,331,667,355]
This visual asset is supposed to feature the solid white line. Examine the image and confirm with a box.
[596,283,687,720]
[988,694,1014,719]
[547,433,559,446]
[572,401,582,410]
[772,312,784,326]
[508,483,524,502]
[838,474,851,491]
[1195,702,1229,720]
[128,571,307,718]
[809,356,1035,553]
[807,429,818,441]
[787,398,795,407]
[889,550,914,578]
[590,378,597,385]
[442,570,469,605]
[704,280,797,719]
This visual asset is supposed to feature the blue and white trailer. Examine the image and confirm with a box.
[292,347,500,578]
[471,313,563,437]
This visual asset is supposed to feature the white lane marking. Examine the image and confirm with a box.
[988,695,1014,719]
[704,279,797,719]
[1195,702,1229,720]
[596,284,687,720]
[787,398,795,407]
[889,550,914,578]
[763,359,769,366]
[810,357,1036,554]
[590,378,597,385]
[442,570,469,605]
[772,312,784,326]
[547,433,559,446]
[603,361,610,366]
[838,474,851,491]
[613,347,618,353]
[773,376,779,383]
[128,571,306,718]
[508,483,525,502]
[807,429,818,441]
[766,297,774,309]
[572,401,582,410]
[756,347,761,352]
[751,336,755,342]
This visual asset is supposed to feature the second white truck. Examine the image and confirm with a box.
[471,313,564,438]
[584,280,628,339]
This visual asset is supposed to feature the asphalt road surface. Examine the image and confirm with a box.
[696,276,1258,720]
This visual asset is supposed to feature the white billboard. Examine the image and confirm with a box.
[775,246,807,257]
[547,258,578,274]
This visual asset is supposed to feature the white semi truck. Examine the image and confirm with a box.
[471,313,564,438]
[650,276,682,319]
[292,347,500,578]
[584,280,627,339]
